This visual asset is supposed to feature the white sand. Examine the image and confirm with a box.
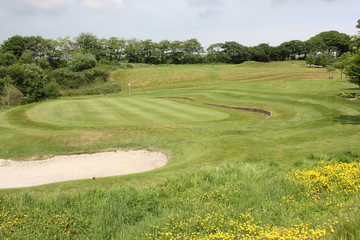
[0,150,167,189]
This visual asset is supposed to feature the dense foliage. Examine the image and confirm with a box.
[0,30,354,67]
[0,37,121,108]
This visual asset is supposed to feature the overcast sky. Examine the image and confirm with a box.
[0,0,359,47]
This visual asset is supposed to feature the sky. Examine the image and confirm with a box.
[0,0,359,48]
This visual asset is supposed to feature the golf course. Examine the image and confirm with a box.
[1,61,360,239]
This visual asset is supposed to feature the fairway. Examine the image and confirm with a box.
[1,62,360,239]
[24,97,230,127]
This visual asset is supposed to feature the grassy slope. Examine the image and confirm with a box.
[0,61,360,239]
[0,61,359,184]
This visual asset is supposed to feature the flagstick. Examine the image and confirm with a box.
[128,82,131,97]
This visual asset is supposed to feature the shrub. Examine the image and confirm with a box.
[5,64,49,103]
[0,52,17,66]
[306,53,337,67]
[1,83,23,107]
[287,159,360,199]
[338,92,357,98]
[42,80,61,98]
[51,68,82,89]
[63,82,121,96]
[68,53,97,72]
[52,67,109,89]
[118,63,134,69]
[344,54,360,88]
[37,58,51,69]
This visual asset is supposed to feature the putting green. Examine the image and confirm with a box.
[25,97,230,127]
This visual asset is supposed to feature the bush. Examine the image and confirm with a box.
[1,83,23,107]
[51,68,81,89]
[52,67,109,89]
[5,64,49,103]
[63,82,121,96]
[68,53,97,72]
[118,63,134,69]
[37,58,51,69]
[42,80,61,98]
[306,53,337,67]
[338,92,357,98]
[0,52,17,66]
[344,54,360,88]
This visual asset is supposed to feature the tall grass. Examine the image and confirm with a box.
[1,154,359,239]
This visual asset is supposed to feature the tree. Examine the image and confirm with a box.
[1,83,23,107]
[105,37,126,61]
[168,40,184,64]
[1,35,28,57]
[344,53,360,88]
[251,43,273,62]
[306,31,350,57]
[158,40,172,64]
[74,33,102,60]
[182,39,204,64]
[206,43,230,63]
[342,20,360,87]
[124,39,142,63]
[1,35,59,63]
[350,19,360,53]
[55,37,75,61]
[335,52,353,78]
[222,41,250,64]
[68,53,97,72]
[139,40,158,64]
[6,64,50,102]
[279,40,306,60]
[306,53,337,67]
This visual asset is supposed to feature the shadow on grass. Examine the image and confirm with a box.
[334,115,360,125]
[341,87,360,91]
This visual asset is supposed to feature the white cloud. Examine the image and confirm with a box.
[25,0,75,10]
[199,8,223,19]
[186,0,224,7]
[271,0,347,4]
[0,0,74,15]
[82,0,124,9]
[185,0,225,19]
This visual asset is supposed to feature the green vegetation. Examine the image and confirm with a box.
[0,61,360,239]
[1,20,360,109]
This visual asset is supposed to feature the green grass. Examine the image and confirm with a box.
[1,61,360,239]
[24,97,229,127]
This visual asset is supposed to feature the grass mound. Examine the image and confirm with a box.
[23,97,229,127]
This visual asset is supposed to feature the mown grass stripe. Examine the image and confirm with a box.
[128,99,212,122]
[121,98,228,123]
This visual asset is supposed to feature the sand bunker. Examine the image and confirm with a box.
[0,150,167,189]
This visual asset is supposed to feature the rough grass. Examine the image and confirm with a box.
[0,61,360,239]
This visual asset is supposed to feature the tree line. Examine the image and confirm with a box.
[0,30,353,66]
[0,20,359,107]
